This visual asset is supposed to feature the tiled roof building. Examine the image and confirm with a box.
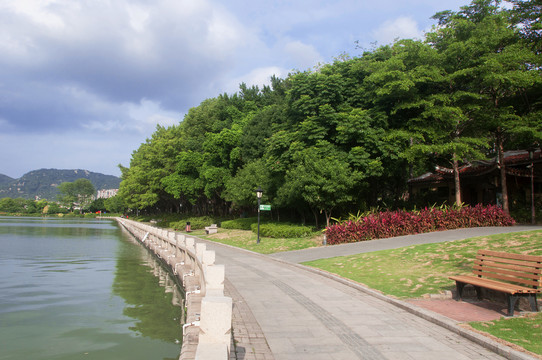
[408,150,541,207]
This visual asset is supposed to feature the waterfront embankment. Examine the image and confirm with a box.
[116,218,232,360]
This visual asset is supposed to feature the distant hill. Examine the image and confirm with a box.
[0,169,121,200]
[0,174,14,187]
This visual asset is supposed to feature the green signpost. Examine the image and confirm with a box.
[259,204,271,211]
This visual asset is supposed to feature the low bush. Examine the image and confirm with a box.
[221,217,258,230]
[171,216,217,230]
[325,204,515,245]
[251,223,314,238]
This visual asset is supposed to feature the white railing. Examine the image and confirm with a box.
[116,218,232,360]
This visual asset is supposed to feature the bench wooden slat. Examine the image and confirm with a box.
[472,270,541,287]
[472,265,540,285]
[473,260,542,276]
[449,249,542,316]
[480,250,542,262]
[449,275,540,294]
[475,254,542,269]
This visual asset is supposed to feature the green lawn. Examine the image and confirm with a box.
[303,230,542,298]
[469,312,542,356]
[195,228,322,254]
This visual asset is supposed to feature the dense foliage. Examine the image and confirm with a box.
[118,0,542,227]
[325,204,516,244]
[250,223,315,238]
[57,179,95,212]
[221,217,259,230]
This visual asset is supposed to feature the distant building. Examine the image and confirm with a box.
[408,150,541,206]
[96,189,119,199]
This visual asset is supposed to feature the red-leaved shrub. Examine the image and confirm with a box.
[325,205,515,245]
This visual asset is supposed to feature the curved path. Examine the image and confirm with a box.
[199,226,542,360]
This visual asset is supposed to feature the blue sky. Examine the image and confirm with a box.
[0,0,471,179]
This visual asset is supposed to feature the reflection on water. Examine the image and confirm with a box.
[0,216,183,360]
[113,233,185,343]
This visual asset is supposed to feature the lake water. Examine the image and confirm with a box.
[0,216,184,360]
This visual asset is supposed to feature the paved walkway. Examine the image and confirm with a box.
[200,225,542,360]
[270,226,542,263]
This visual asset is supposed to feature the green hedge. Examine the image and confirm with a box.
[250,223,314,238]
[171,216,216,230]
[221,217,258,230]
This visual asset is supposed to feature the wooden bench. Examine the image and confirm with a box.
[205,224,218,235]
[449,249,542,316]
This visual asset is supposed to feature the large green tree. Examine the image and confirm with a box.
[57,178,95,212]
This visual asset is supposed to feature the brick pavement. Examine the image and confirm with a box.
[406,299,507,322]
[226,278,275,360]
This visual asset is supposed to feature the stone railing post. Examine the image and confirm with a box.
[195,296,233,360]
[115,218,232,360]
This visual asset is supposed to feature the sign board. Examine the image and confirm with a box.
[259,204,271,211]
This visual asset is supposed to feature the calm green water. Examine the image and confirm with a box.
[0,216,183,360]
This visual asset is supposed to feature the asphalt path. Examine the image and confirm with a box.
[270,225,542,263]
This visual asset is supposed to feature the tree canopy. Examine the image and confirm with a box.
[57,178,96,211]
[117,0,542,225]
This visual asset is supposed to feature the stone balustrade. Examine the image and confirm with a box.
[116,218,232,360]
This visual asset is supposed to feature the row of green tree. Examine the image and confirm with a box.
[0,196,126,215]
[0,179,127,215]
[118,0,542,227]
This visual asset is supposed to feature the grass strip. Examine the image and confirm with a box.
[469,312,542,356]
[194,228,322,254]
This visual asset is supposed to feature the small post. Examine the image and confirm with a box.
[256,186,263,244]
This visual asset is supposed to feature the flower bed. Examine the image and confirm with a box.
[325,205,515,245]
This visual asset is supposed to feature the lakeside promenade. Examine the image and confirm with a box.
[198,225,542,360]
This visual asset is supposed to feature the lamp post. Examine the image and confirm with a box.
[256,186,263,244]
[529,149,535,225]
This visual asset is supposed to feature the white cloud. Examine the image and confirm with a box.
[228,66,288,93]
[283,41,324,70]
[0,0,65,29]
[372,16,424,45]
[124,99,180,131]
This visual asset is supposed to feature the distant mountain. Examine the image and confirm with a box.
[0,174,14,187]
[0,169,121,200]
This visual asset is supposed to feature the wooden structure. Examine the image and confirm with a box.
[449,249,542,316]
[408,150,542,207]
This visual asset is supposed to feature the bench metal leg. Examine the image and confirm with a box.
[507,295,519,317]
[455,281,466,300]
[473,286,483,300]
[527,294,539,312]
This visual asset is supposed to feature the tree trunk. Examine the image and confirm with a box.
[497,133,510,213]
[311,209,319,229]
[324,209,332,228]
[453,155,462,205]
